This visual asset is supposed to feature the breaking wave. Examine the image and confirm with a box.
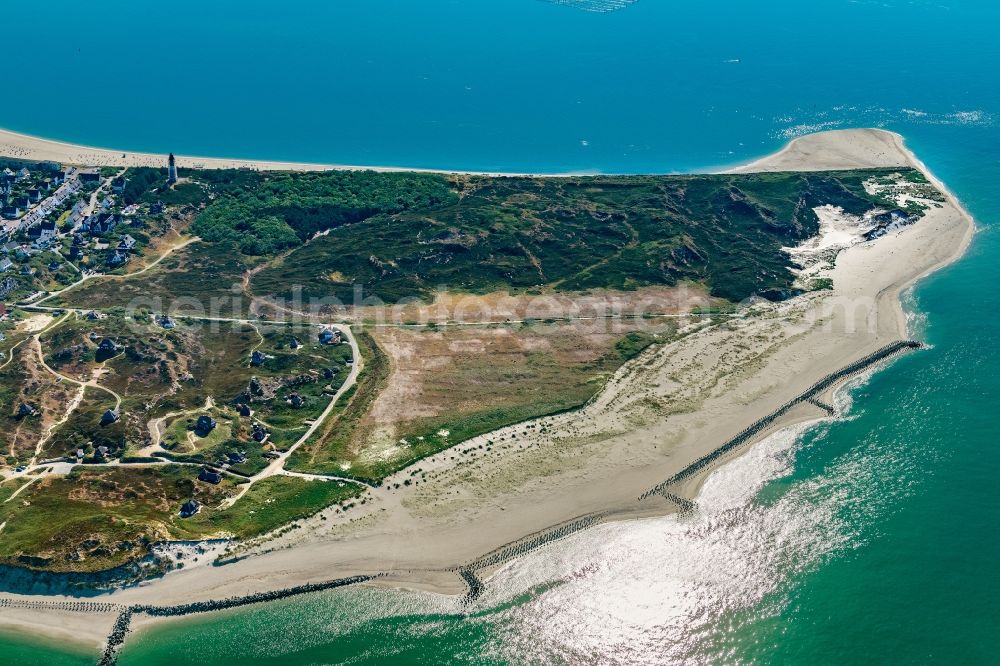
[471,371,912,664]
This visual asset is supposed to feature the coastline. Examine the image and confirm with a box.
[0,127,584,177]
[0,128,976,653]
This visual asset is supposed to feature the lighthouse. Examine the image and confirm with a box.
[167,153,178,184]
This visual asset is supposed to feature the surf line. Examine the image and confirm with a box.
[639,339,922,499]
[456,339,923,600]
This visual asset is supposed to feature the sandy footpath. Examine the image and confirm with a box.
[0,129,976,651]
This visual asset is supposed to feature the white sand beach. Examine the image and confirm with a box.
[0,127,570,176]
[0,129,975,650]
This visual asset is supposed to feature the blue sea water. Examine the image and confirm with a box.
[2,0,997,173]
[2,0,999,663]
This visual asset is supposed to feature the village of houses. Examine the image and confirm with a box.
[0,158,362,526]
[0,160,156,307]
[3,304,354,522]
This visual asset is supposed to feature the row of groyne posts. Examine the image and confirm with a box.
[0,598,121,613]
[455,511,611,603]
[639,340,923,501]
[94,575,376,666]
[2,341,922,665]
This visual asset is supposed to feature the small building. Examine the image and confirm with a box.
[237,403,252,417]
[107,250,130,267]
[0,277,16,299]
[112,176,127,193]
[100,409,120,425]
[251,423,268,442]
[47,261,61,271]
[27,189,42,203]
[83,213,120,235]
[288,393,305,409]
[98,338,119,353]
[76,448,85,459]
[195,415,217,436]
[289,337,302,350]
[17,403,37,418]
[16,168,30,182]
[117,234,137,251]
[179,499,201,518]
[19,265,34,276]
[322,367,335,380]
[318,329,340,345]
[79,171,101,184]
[159,315,176,329]
[30,220,57,242]
[198,468,223,485]
[250,350,266,367]
[96,445,110,458]
[227,451,247,464]
[0,258,12,273]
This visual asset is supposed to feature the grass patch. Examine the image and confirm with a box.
[161,414,233,454]
[354,400,586,481]
[0,466,236,571]
[615,330,660,361]
[50,241,256,318]
[50,388,125,459]
[189,475,363,539]
[0,477,31,503]
[286,328,390,478]
[0,466,362,571]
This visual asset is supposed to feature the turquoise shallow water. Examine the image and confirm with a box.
[3,1,1000,663]
[0,628,95,666]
